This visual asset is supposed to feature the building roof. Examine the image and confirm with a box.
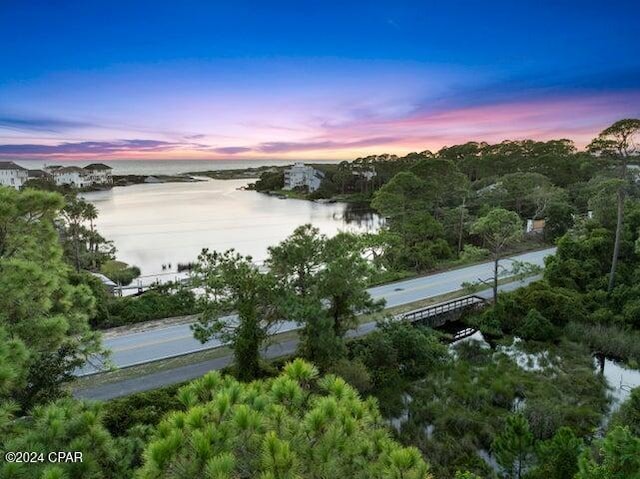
[56,166,87,174]
[27,169,51,178]
[84,163,112,170]
[0,161,26,171]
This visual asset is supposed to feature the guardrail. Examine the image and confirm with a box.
[401,295,487,323]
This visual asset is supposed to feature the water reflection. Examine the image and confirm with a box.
[340,202,385,229]
[596,355,640,416]
[82,179,381,276]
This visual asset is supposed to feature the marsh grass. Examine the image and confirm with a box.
[382,337,608,478]
[564,321,640,364]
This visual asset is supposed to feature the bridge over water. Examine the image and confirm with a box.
[398,294,488,329]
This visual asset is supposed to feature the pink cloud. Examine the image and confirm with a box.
[1,92,638,159]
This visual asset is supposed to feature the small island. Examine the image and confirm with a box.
[183,165,280,180]
[112,174,204,186]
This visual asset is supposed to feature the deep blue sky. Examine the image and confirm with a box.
[1,0,639,159]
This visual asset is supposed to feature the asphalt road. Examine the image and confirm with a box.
[74,274,543,400]
[76,247,554,376]
[73,248,554,399]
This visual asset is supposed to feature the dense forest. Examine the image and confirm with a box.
[2,120,640,478]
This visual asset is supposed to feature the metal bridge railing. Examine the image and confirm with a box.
[401,295,486,322]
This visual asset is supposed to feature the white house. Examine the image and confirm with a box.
[0,161,28,190]
[283,163,325,192]
[51,166,93,188]
[84,163,113,184]
[354,168,377,180]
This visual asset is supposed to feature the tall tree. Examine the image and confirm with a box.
[588,119,640,291]
[410,158,470,211]
[267,227,383,368]
[266,224,324,298]
[59,194,114,271]
[0,187,103,408]
[492,413,534,479]
[267,225,343,368]
[470,208,523,302]
[320,232,385,337]
[0,326,28,425]
[371,171,429,221]
[191,249,281,381]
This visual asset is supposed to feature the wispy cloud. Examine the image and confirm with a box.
[412,66,640,116]
[255,136,400,154]
[212,146,252,154]
[1,89,638,159]
[0,138,207,156]
[0,115,96,133]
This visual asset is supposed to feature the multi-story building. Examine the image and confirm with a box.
[84,163,113,184]
[0,161,28,190]
[283,163,325,192]
[51,166,93,188]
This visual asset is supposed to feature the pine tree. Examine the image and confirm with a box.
[139,359,433,479]
[492,413,534,479]
[529,427,583,479]
[576,426,640,479]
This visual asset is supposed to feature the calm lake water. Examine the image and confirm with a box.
[82,178,381,277]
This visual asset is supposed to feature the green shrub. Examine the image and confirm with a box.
[250,171,284,191]
[102,384,184,436]
[611,387,640,436]
[351,321,449,387]
[91,285,197,329]
[459,244,490,262]
[137,360,432,478]
[328,358,373,394]
[517,309,555,341]
[100,260,141,286]
[477,281,585,337]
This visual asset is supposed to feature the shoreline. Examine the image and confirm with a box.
[111,173,206,187]
[108,165,285,187]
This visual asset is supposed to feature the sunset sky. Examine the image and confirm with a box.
[1,0,639,161]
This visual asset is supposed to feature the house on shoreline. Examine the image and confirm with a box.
[0,162,115,190]
[46,165,93,188]
[0,161,28,190]
[283,163,325,192]
[84,163,113,185]
[43,163,113,188]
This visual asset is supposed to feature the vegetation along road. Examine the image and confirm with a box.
[74,275,541,400]
[75,248,553,394]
